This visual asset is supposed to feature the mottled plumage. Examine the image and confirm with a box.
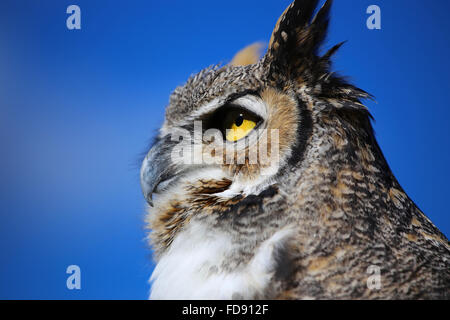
[140,0,450,299]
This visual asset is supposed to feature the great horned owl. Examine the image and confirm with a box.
[140,0,450,299]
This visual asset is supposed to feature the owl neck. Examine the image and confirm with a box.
[287,107,412,235]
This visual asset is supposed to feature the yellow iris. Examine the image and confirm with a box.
[225,111,257,142]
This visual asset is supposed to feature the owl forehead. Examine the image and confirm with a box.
[165,62,267,126]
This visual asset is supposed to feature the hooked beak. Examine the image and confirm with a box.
[140,137,176,207]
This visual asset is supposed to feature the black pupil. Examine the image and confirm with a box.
[235,114,244,127]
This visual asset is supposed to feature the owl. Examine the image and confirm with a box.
[140,0,450,299]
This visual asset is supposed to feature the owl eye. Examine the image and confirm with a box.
[202,104,262,142]
[223,109,258,142]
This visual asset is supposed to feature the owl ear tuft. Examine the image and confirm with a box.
[230,43,264,66]
[265,0,333,82]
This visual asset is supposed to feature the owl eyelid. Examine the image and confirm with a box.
[191,93,266,123]
[230,95,267,120]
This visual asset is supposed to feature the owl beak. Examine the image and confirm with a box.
[140,161,158,207]
[140,137,175,207]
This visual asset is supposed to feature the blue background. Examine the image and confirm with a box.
[1,0,449,299]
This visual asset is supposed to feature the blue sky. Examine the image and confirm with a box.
[0,0,449,299]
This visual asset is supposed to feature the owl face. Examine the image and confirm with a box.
[141,64,301,204]
[141,0,370,257]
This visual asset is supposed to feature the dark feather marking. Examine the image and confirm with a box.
[287,97,313,167]
[218,186,279,218]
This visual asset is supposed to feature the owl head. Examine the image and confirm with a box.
[141,0,371,257]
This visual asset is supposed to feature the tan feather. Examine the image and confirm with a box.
[230,42,264,66]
